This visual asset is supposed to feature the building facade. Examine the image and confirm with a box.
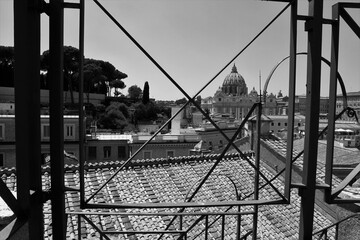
[202,64,279,120]
[295,95,329,116]
[336,91,360,121]
[0,115,80,167]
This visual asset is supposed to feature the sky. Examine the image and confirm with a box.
[1,0,359,100]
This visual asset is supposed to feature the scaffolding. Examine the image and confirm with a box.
[1,0,360,239]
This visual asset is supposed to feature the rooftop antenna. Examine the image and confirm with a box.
[259,70,262,103]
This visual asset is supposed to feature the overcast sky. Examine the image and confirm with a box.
[1,0,359,100]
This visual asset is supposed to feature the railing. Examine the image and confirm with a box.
[312,213,360,240]
[60,211,257,240]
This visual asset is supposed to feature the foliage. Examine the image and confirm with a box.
[128,85,142,100]
[195,95,202,106]
[133,102,158,123]
[98,102,129,130]
[142,81,150,105]
[110,79,126,97]
[40,46,127,104]
[41,46,80,103]
[0,46,14,87]
[175,97,187,105]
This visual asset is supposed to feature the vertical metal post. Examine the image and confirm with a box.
[252,102,261,240]
[335,223,339,240]
[79,0,86,208]
[325,4,340,202]
[78,215,82,240]
[284,0,297,200]
[236,205,241,240]
[221,215,225,239]
[205,215,208,240]
[299,0,323,239]
[180,215,183,231]
[49,0,66,239]
[14,0,43,238]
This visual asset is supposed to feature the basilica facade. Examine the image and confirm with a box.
[202,64,281,120]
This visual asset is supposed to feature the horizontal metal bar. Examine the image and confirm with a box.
[103,230,186,234]
[322,18,336,25]
[297,15,312,21]
[291,183,330,189]
[64,187,80,192]
[63,2,80,9]
[56,210,256,217]
[338,3,360,9]
[330,198,360,204]
[85,199,286,209]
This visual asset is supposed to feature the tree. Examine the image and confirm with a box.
[142,81,150,104]
[41,46,80,104]
[195,95,202,106]
[0,46,15,87]
[175,97,187,105]
[82,61,106,103]
[133,102,157,124]
[128,85,142,100]
[41,46,128,104]
[98,102,129,130]
[110,79,126,97]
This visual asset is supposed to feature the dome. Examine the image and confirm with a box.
[222,64,247,96]
[250,87,258,95]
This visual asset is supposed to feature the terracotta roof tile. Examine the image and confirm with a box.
[0,152,335,239]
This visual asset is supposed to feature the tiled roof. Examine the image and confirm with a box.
[0,152,335,239]
[262,137,360,198]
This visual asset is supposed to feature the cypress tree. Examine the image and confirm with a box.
[142,81,150,104]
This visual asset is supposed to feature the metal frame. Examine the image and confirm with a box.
[325,2,360,204]
[2,0,360,239]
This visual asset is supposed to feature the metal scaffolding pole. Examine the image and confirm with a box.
[299,0,323,239]
[49,0,66,239]
[14,0,43,238]
[284,0,297,200]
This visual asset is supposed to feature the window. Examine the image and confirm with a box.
[64,124,75,140]
[219,140,223,148]
[278,122,281,126]
[118,146,126,159]
[103,146,111,159]
[166,150,174,158]
[284,123,287,127]
[42,124,50,139]
[0,153,4,167]
[0,124,4,140]
[271,123,274,126]
[143,151,151,159]
[88,146,97,160]
[298,123,301,127]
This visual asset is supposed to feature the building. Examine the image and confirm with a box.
[0,86,105,105]
[86,133,131,162]
[336,91,360,121]
[295,95,329,116]
[0,115,79,167]
[248,114,306,140]
[129,134,200,159]
[202,64,279,120]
